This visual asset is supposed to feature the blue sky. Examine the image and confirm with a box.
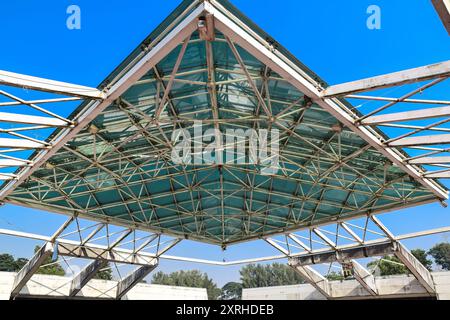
[0,0,449,287]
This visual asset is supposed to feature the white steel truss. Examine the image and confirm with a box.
[0,71,100,187]
[0,213,448,299]
[2,216,179,299]
[0,0,448,300]
[0,0,446,246]
[0,1,204,199]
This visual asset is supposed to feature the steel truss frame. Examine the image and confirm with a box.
[4,216,179,299]
[323,61,450,181]
[0,71,103,182]
[0,213,449,299]
[0,0,447,246]
[0,0,447,299]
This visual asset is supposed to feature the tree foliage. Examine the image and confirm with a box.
[15,258,29,270]
[0,254,28,272]
[429,243,450,270]
[326,271,345,281]
[367,249,433,276]
[240,263,305,288]
[367,255,408,276]
[411,249,433,271]
[220,282,243,300]
[94,263,113,280]
[33,246,65,276]
[152,270,221,300]
[1,247,66,276]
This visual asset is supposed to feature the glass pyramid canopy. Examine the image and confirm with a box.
[3,0,445,246]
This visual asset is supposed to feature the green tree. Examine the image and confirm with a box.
[152,270,221,300]
[94,263,113,280]
[34,246,65,276]
[220,282,243,300]
[0,254,29,272]
[240,263,305,288]
[411,249,433,271]
[14,258,29,271]
[367,248,435,276]
[326,271,345,281]
[367,255,408,276]
[429,243,450,270]
[0,254,17,272]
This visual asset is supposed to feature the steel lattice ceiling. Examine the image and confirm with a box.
[2,0,447,246]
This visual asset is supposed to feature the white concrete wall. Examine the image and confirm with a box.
[0,272,208,300]
[433,272,450,300]
[0,272,15,300]
[243,272,450,300]
[243,284,326,300]
[330,274,428,299]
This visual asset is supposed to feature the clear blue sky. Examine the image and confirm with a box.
[0,0,449,286]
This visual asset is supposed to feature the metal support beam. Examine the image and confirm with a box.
[0,174,15,181]
[288,234,312,252]
[322,60,450,97]
[154,35,191,120]
[264,238,289,255]
[56,242,157,265]
[0,2,204,201]
[289,261,332,299]
[432,0,450,35]
[362,106,450,125]
[291,242,395,266]
[425,171,450,178]
[116,261,159,300]
[312,228,337,249]
[0,70,105,99]
[340,222,363,244]
[0,160,29,168]
[1,222,450,266]
[389,133,450,147]
[409,156,450,164]
[69,259,107,297]
[10,242,54,299]
[349,260,378,295]
[0,112,69,127]
[210,2,448,200]
[0,138,46,149]
[370,216,396,240]
[346,94,450,106]
[393,242,436,294]
[198,14,215,41]
[10,217,73,299]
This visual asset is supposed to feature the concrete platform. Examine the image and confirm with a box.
[243,271,450,300]
[0,272,208,300]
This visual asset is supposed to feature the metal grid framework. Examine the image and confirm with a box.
[0,0,447,248]
[0,70,104,182]
[1,214,449,299]
[0,0,448,301]
[1,216,175,299]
